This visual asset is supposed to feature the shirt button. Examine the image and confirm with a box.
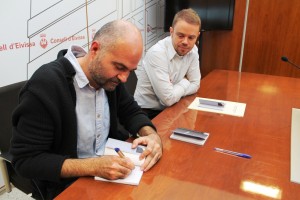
[97,114,100,118]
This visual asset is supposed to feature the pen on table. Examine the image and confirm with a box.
[214,147,252,159]
[199,99,225,107]
[217,102,225,107]
[114,148,125,158]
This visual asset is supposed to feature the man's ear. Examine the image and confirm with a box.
[90,41,100,53]
[169,27,173,34]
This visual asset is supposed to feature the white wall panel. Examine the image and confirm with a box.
[30,0,61,17]
[0,0,166,87]
[27,0,86,38]
[145,0,167,50]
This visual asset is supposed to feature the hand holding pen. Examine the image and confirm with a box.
[95,148,134,180]
[114,148,125,158]
[84,149,134,180]
[114,147,135,169]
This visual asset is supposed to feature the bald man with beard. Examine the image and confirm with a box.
[10,20,162,199]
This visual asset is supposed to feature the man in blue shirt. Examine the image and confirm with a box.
[10,20,162,199]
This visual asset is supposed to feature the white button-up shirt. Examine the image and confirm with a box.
[134,36,201,110]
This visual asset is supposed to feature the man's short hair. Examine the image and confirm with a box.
[92,21,120,52]
[172,8,201,28]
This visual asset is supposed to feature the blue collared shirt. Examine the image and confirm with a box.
[64,45,110,158]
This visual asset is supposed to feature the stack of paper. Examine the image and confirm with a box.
[95,138,145,185]
[188,97,246,117]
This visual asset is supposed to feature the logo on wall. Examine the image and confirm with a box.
[40,33,48,49]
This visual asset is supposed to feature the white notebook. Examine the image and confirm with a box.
[94,138,145,185]
[188,97,246,117]
[95,166,143,186]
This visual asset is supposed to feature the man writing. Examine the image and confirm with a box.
[10,20,162,199]
[134,8,201,119]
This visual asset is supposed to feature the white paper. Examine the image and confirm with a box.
[94,138,144,185]
[95,166,143,186]
[104,148,144,166]
[188,97,246,117]
[291,108,300,184]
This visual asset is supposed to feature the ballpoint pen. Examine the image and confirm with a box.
[114,148,125,158]
[214,147,252,159]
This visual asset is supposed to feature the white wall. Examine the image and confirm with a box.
[0,0,166,188]
[0,0,167,87]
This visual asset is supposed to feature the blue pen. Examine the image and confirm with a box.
[214,147,252,159]
[114,148,125,158]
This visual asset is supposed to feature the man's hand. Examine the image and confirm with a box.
[61,155,135,179]
[132,126,162,171]
[93,156,135,179]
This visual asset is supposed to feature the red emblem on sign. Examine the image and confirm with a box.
[40,33,48,49]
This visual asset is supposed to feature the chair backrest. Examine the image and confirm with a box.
[0,81,26,153]
[0,81,45,198]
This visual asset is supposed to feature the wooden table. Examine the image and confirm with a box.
[55,70,300,200]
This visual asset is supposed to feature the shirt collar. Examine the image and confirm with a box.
[64,45,89,89]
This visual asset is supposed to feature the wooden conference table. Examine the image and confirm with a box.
[55,70,300,200]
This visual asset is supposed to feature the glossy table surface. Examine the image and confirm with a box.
[55,70,300,200]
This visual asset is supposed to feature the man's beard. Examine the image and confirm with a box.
[89,66,120,91]
[102,77,120,91]
[176,44,190,56]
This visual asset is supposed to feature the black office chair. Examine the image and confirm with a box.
[0,81,34,195]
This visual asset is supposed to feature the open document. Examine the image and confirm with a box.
[94,138,145,186]
[188,97,246,117]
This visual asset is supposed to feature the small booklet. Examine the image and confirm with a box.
[94,138,145,185]
[188,97,246,117]
[170,128,209,146]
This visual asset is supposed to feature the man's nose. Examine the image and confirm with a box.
[182,37,188,45]
[117,71,130,83]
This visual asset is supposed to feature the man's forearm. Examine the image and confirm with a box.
[138,126,158,137]
[60,158,96,178]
